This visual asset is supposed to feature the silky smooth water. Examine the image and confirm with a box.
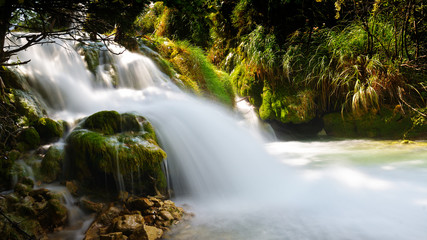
[10,38,427,240]
[166,140,427,240]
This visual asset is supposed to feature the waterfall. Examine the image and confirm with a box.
[10,37,427,240]
[11,38,284,202]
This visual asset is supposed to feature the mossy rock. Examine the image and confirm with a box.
[323,107,417,139]
[12,89,47,123]
[66,111,167,196]
[231,63,263,107]
[404,108,427,139]
[0,187,68,239]
[259,84,316,124]
[34,117,64,143]
[1,214,44,240]
[40,145,64,183]
[0,153,15,190]
[76,42,101,74]
[82,111,142,135]
[0,68,27,90]
[16,127,40,151]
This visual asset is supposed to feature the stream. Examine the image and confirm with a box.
[8,36,427,239]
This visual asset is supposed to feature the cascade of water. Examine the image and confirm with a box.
[11,37,285,199]
[235,96,276,142]
[10,38,427,240]
[45,185,93,240]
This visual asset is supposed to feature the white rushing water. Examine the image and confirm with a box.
[10,38,427,240]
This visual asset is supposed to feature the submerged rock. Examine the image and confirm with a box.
[66,111,167,196]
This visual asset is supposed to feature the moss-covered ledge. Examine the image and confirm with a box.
[65,111,167,197]
[323,107,427,140]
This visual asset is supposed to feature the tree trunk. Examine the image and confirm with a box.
[0,2,14,65]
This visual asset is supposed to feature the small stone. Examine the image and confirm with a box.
[30,188,50,201]
[14,183,32,196]
[143,215,156,225]
[100,232,128,240]
[148,197,163,207]
[126,197,154,211]
[129,225,163,240]
[111,214,145,235]
[66,180,79,196]
[159,210,174,221]
[81,197,105,213]
[99,206,122,225]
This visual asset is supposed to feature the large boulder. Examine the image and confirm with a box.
[66,111,167,196]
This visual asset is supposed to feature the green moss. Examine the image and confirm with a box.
[34,117,64,142]
[230,63,263,107]
[120,113,142,132]
[142,37,235,105]
[0,154,15,190]
[13,89,47,123]
[405,108,427,139]
[189,46,234,105]
[323,107,416,139]
[14,183,33,197]
[0,68,27,90]
[66,111,167,196]
[258,84,316,124]
[82,110,122,135]
[2,215,43,240]
[17,127,40,151]
[40,146,64,183]
[82,111,148,135]
[77,42,101,74]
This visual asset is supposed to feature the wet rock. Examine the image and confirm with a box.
[38,198,68,231]
[66,111,167,196]
[159,210,174,221]
[129,225,163,240]
[0,187,68,239]
[126,196,154,211]
[14,183,32,196]
[110,213,145,235]
[34,117,64,143]
[100,232,128,240]
[13,89,47,123]
[16,127,40,151]
[98,205,122,225]
[66,180,79,196]
[81,197,105,213]
[29,188,50,201]
[7,150,21,162]
[40,145,64,183]
[84,197,187,240]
